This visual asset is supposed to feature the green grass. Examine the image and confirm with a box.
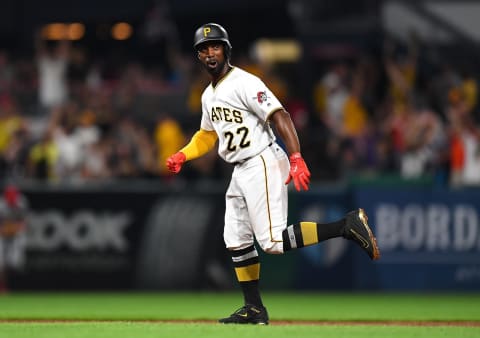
[1,323,479,338]
[1,292,479,321]
[0,292,479,338]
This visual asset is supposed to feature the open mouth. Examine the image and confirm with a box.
[207,60,218,68]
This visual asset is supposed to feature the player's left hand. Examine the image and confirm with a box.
[285,152,311,191]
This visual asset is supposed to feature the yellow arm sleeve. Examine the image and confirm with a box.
[180,129,218,161]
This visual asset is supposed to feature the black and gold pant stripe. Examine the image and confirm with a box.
[231,245,260,282]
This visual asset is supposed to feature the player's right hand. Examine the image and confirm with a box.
[285,152,311,191]
[166,152,186,174]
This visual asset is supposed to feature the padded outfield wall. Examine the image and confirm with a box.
[5,182,480,291]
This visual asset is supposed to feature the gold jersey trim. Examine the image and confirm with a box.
[211,66,235,90]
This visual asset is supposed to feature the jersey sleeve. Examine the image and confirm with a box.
[241,75,283,121]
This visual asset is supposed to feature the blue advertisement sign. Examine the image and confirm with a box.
[353,187,480,290]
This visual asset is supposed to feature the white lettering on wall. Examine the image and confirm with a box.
[27,210,131,252]
[376,204,479,252]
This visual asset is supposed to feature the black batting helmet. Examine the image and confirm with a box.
[193,23,232,56]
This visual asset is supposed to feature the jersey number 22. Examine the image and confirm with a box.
[224,126,251,151]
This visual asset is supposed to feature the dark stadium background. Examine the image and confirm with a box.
[0,0,479,292]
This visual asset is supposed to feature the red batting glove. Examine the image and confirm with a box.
[285,152,311,191]
[166,152,186,174]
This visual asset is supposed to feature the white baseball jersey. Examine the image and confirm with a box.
[199,66,290,254]
[200,67,282,163]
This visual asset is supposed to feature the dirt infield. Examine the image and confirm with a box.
[271,320,480,327]
[1,319,479,327]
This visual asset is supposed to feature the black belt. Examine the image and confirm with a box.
[232,142,273,166]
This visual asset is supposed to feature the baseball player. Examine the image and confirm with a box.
[0,184,27,292]
[166,23,380,325]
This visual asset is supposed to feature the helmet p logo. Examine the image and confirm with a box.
[203,27,211,37]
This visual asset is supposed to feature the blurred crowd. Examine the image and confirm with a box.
[305,37,480,188]
[0,29,479,188]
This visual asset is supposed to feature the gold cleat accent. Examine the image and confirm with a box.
[358,208,380,260]
[345,208,381,260]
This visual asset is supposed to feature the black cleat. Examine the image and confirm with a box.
[219,304,269,325]
[344,208,380,260]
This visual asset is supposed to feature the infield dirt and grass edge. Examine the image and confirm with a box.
[0,292,478,324]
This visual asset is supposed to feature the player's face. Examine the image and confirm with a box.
[197,41,228,77]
